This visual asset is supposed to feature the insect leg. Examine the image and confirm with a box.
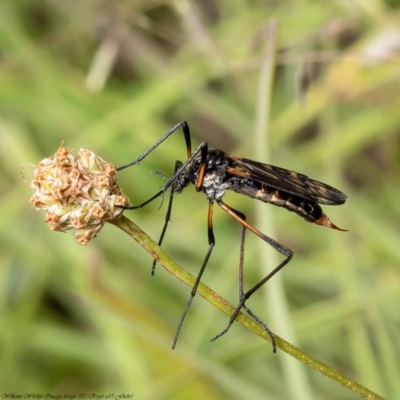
[218,208,276,351]
[195,141,209,192]
[150,161,183,276]
[210,200,293,351]
[237,224,277,352]
[172,201,216,349]
[122,141,208,210]
[117,121,192,172]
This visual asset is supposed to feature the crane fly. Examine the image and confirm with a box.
[117,121,347,352]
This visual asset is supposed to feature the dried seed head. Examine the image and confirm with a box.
[23,142,131,245]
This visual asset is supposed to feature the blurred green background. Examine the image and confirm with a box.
[1,1,400,399]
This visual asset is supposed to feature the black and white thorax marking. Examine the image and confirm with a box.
[173,149,233,203]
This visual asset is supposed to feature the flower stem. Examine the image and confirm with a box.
[111,215,385,400]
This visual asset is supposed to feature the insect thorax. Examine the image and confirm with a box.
[202,167,230,202]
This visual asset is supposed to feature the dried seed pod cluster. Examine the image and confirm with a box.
[24,143,130,245]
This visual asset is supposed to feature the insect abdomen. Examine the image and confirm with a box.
[229,178,322,223]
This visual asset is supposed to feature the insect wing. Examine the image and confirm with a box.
[229,156,347,205]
